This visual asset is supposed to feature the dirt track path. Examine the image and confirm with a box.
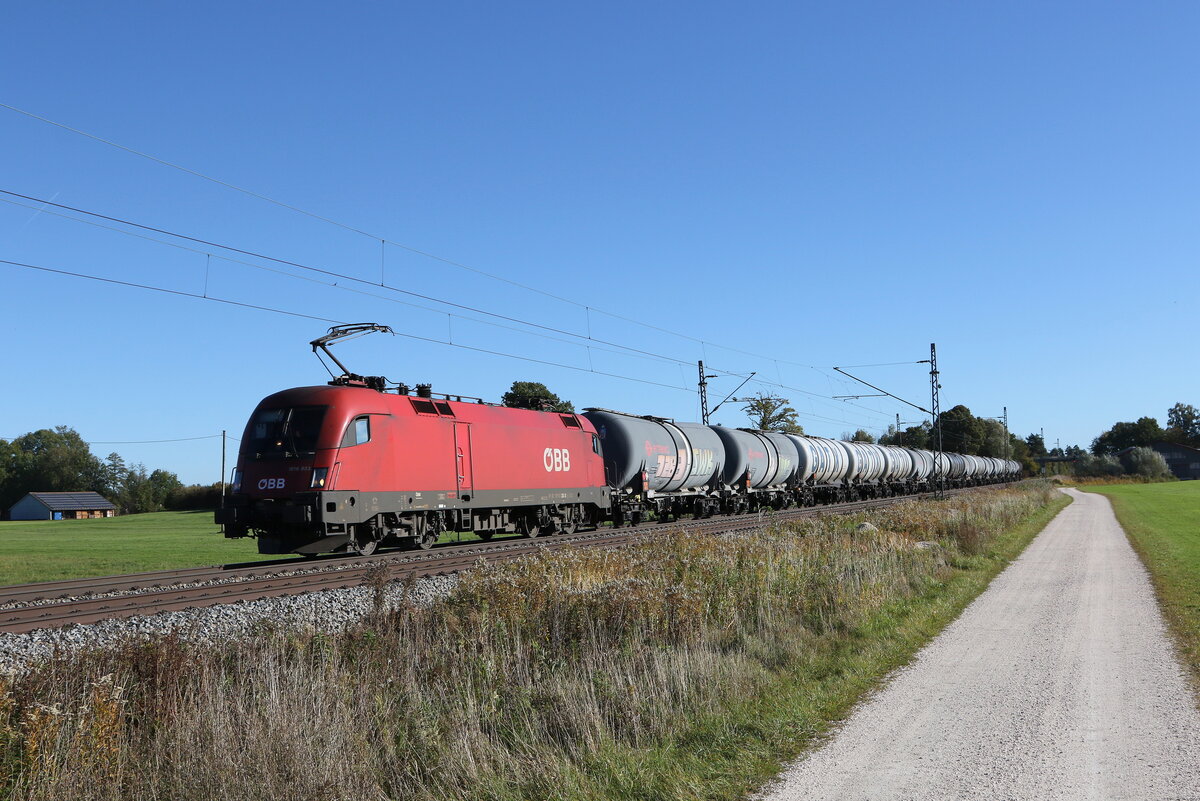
[759,488,1200,801]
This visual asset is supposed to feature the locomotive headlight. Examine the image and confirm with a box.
[231,469,243,492]
[311,467,328,488]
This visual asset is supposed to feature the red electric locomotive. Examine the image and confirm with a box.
[217,326,611,554]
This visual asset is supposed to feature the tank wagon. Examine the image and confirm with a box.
[218,360,1020,555]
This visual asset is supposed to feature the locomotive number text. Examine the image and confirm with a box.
[543,448,571,472]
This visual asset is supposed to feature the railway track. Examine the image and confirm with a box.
[0,485,1005,634]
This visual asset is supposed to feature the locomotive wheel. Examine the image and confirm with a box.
[416,531,437,550]
[477,531,494,541]
[356,539,379,557]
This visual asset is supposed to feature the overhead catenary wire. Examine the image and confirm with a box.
[1,256,893,429]
[0,109,1016,446]
[0,192,702,372]
[0,257,694,394]
[0,189,728,373]
[0,189,898,422]
[0,103,831,372]
[87,435,229,444]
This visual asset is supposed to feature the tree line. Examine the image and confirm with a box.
[0,426,199,515]
[1090,402,1198,454]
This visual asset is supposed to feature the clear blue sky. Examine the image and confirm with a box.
[2,2,1196,484]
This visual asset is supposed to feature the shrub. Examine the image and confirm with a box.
[1073,453,1124,477]
[165,484,225,511]
[1125,447,1173,480]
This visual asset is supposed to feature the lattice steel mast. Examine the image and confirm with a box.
[930,342,944,498]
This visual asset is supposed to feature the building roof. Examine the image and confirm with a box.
[1116,441,1200,456]
[24,492,117,511]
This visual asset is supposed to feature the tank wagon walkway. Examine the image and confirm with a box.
[759,489,1200,801]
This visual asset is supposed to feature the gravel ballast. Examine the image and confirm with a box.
[0,573,459,674]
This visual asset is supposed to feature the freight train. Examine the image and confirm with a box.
[217,367,1020,556]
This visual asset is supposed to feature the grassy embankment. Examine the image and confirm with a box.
[0,512,490,586]
[0,512,276,585]
[1085,481,1200,689]
[0,482,1066,801]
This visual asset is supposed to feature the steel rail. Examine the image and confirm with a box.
[0,484,1011,634]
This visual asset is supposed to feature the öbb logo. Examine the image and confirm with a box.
[257,478,286,490]
[543,448,571,472]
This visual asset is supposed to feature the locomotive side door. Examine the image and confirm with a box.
[453,422,473,498]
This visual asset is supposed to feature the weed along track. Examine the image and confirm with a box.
[0,481,1059,800]
[0,485,1007,634]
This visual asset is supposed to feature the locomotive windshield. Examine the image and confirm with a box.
[246,406,327,460]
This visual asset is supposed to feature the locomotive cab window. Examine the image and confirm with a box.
[248,406,327,460]
[340,416,371,447]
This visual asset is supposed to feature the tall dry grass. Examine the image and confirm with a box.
[0,482,1056,801]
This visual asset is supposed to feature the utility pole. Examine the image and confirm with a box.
[930,343,944,498]
[220,429,227,533]
[1002,406,1009,460]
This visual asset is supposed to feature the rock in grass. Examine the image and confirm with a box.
[915,541,946,565]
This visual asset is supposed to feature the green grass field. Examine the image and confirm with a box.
[0,511,499,586]
[1086,481,1200,689]
[0,511,286,585]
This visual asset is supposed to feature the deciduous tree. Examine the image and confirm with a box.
[501,381,574,413]
[1165,402,1199,444]
[1091,417,1165,455]
[937,405,984,455]
[741,393,804,434]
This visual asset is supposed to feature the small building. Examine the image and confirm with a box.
[7,492,118,521]
[1117,442,1200,481]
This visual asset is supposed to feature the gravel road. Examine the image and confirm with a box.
[759,488,1200,801]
